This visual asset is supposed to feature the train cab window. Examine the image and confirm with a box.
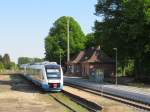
[46,68,61,79]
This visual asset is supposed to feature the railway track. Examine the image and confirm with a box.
[20,74,100,111]
[65,82,150,112]
[50,93,77,112]
[50,91,101,112]
[21,74,100,112]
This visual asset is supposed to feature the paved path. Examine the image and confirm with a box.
[64,76,150,105]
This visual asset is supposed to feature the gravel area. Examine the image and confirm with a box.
[0,74,69,112]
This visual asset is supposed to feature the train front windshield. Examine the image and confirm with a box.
[46,67,61,79]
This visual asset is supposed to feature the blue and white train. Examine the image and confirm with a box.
[20,61,63,91]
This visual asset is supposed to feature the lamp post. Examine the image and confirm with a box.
[67,17,70,72]
[113,48,118,85]
[67,17,70,62]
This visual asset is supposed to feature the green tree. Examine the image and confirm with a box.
[0,55,3,62]
[85,33,96,48]
[144,0,150,24]
[94,0,150,80]
[18,57,32,65]
[3,53,11,69]
[33,58,43,63]
[95,0,130,75]
[18,57,43,65]
[45,16,86,63]
[3,54,10,64]
[9,62,18,70]
[0,62,4,72]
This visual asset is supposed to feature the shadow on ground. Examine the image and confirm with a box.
[0,74,45,94]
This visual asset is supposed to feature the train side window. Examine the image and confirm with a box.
[40,70,44,80]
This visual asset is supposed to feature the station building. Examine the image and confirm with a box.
[67,46,115,81]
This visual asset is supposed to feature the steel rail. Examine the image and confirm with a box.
[50,93,77,112]
[50,91,101,112]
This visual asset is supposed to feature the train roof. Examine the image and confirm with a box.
[45,64,60,68]
[20,61,60,69]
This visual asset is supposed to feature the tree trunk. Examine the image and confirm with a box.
[121,66,125,76]
[134,58,143,80]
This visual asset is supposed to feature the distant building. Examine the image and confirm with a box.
[67,46,115,79]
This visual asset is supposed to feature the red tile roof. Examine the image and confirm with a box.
[69,46,114,64]
[72,51,85,63]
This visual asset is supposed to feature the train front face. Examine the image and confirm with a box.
[42,64,63,91]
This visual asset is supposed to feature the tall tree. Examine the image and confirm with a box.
[33,58,43,63]
[45,16,86,63]
[18,57,32,65]
[0,55,4,71]
[85,33,96,48]
[94,0,150,80]
[95,0,130,74]
[0,62,4,71]
[2,54,11,69]
[18,57,43,65]
[0,55,3,62]
[3,54,10,65]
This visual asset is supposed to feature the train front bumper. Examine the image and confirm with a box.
[41,83,63,91]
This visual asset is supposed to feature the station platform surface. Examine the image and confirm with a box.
[64,76,150,104]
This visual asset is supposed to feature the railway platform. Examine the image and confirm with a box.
[64,76,150,105]
[64,86,139,112]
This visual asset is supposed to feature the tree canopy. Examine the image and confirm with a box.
[85,33,96,48]
[3,54,10,65]
[0,53,17,70]
[2,54,11,69]
[0,62,4,71]
[45,16,86,64]
[18,57,43,65]
[94,0,150,80]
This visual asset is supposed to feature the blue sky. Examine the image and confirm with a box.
[0,0,98,63]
